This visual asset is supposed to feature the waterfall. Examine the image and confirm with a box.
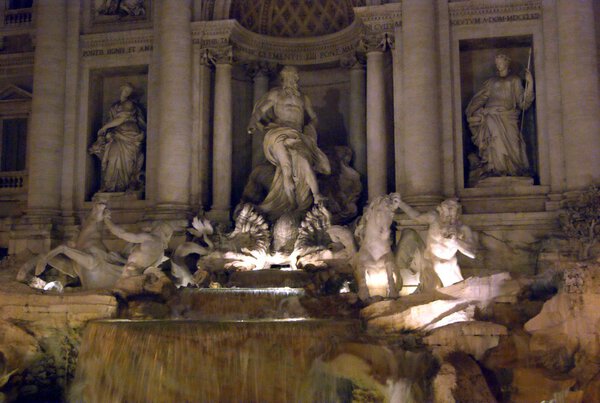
[170,288,306,320]
[70,319,360,402]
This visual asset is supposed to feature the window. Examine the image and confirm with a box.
[0,118,26,171]
[6,0,32,10]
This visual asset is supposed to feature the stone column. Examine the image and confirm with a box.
[363,35,389,200]
[401,0,442,204]
[557,0,600,191]
[197,52,212,209]
[344,56,367,181]
[154,0,192,219]
[26,0,67,214]
[209,47,234,223]
[249,62,273,168]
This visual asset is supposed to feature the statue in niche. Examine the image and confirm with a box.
[89,83,146,194]
[395,197,476,291]
[97,0,146,17]
[247,65,331,222]
[465,53,534,184]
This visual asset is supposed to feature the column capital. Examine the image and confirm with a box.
[358,32,394,54]
[340,53,366,69]
[202,45,233,65]
[243,61,278,80]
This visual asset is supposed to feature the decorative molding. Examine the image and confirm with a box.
[0,84,32,101]
[339,53,365,69]
[243,61,278,79]
[230,0,355,38]
[0,52,33,76]
[207,45,233,65]
[358,32,393,53]
[90,0,151,26]
[354,3,402,33]
[193,18,365,66]
[449,0,542,26]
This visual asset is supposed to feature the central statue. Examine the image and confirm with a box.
[247,66,331,221]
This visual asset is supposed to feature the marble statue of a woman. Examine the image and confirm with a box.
[466,53,534,180]
[89,83,146,193]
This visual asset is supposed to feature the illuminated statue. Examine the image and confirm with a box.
[26,202,125,290]
[247,66,331,221]
[466,53,534,180]
[396,197,476,291]
[89,83,146,193]
[103,209,173,278]
[353,193,403,300]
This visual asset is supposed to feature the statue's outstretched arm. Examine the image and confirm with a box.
[517,69,535,110]
[104,218,148,244]
[396,198,434,225]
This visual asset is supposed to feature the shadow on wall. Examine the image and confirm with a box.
[314,88,348,148]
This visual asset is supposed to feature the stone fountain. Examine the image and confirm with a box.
[2,66,600,402]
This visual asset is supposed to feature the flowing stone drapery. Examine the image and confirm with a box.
[154,0,193,217]
[210,47,234,222]
[26,0,67,214]
[401,0,442,204]
[557,0,600,191]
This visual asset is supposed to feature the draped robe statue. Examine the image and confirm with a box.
[89,83,146,193]
[247,66,331,221]
[466,53,534,180]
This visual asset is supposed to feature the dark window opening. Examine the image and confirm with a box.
[1,118,27,171]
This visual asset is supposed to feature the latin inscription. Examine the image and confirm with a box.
[82,44,153,58]
[452,13,541,26]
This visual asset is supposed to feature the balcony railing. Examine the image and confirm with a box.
[0,170,26,191]
[3,7,32,27]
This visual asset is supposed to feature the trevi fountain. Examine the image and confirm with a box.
[0,0,599,402]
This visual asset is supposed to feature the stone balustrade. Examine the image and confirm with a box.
[3,7,33,27]
[0,170,27,190]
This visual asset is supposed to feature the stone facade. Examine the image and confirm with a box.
[0,0,598,275]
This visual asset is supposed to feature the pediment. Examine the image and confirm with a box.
[0,85,32,101]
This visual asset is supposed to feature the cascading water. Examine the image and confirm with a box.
[170,287,306,320]
[70,318,360,402]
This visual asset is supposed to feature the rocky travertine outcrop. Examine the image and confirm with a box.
[362,272,526,333]
[524,262,600,389]
[0,274,118,401]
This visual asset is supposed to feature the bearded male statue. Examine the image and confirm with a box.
[247,66,331,221]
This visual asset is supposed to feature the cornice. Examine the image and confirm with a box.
[81,29,153,49]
